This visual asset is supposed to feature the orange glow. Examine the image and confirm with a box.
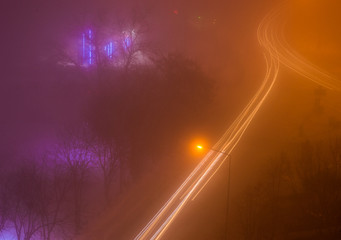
[188,137,209,157]
[136,8,280,237]
[135,2,341,240]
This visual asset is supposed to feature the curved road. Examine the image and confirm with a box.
[134,3,339,240]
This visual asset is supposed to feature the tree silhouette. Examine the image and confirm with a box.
[6,163,44,240]
[56,124,93,234]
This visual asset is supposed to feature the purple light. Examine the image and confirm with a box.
[81,29,136,66]
[123,31,132,50]
[82,33,85,61]
[89,30,92,64]
[81,29,95,66]
[0,228,18,240]
[109,42,113,59]
[124,36,131,49]
[89,46,92,65]
[123,30,136,51]
[89,30,92,65]
[104,41,114,60]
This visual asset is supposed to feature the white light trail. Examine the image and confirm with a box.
[135,3,339,239]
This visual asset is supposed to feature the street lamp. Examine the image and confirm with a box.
[196,145,228,155]
[196,145,231,240]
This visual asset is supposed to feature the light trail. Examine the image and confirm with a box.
[135,3,339,239]
[258,4,340,91]
[135,21,279,240]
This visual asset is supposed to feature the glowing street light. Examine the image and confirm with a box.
[196,145,227,155]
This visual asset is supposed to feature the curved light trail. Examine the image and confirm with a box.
[135,3,339,240]
[259,4,340,91]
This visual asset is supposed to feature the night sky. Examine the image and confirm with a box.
[1,0,341,239]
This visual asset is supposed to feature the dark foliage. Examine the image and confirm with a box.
[86,54,214,178]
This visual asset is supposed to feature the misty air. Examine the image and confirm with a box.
[1,0,341,239]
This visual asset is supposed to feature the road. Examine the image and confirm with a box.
[134,3,339,240]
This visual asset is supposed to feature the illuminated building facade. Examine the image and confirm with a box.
[80,29,135,67]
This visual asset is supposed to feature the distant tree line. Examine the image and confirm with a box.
[0,52,215,239]
[0,3,220,238]
[235,119,341,240]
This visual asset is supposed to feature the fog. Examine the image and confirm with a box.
[1,0,341,239]
[0,0,274,156]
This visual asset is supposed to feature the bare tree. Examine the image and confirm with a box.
[289,140,341,237]
[236,154,288,240]
[56,124,93,234]
[7,163,44,240]
[35,158,70,240]
[91,139,119,205]
[0,170,10,233]
[50,1,156,78]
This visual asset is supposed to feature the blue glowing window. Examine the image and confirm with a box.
[82,29,95,66]
[104,41,114,59]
